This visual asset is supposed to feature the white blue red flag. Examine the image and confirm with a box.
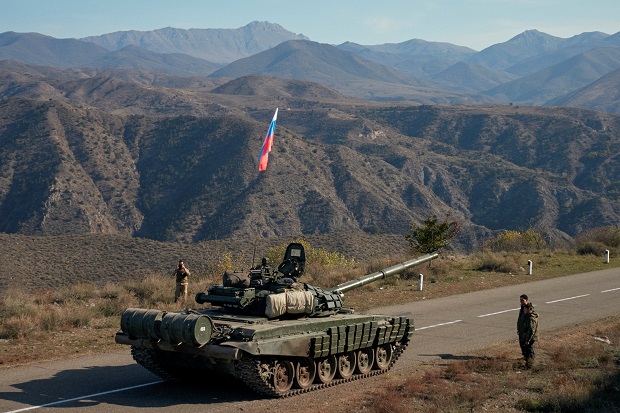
[258,108,278,171]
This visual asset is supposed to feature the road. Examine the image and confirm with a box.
[1,266,618,413]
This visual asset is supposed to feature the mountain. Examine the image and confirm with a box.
[0,31,220,76]
[0,61,230,116]
[432,61,519,92]
[505,31,617,75]
[0,31,109,67]
[335,29,620,113]
[0,64,618,252]
[209,39,482,103]
[0,59,223,90]
[465,30,565,70]
[2,25,620,113]
[547,67,620,113]
[80,21,309,64]
[486,47,620,104]
[1,25,620,252]
[210,39,422,85]
[336,39,476,79]
[87,45,221,76]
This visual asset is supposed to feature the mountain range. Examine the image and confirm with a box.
[1,22,619,113]
[0,22,619,252]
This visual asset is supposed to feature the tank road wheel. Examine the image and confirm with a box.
[375,344,394,370]
[315,355,337,384]
[336,351,356,379]
[294,358,316,389]
[272,359,295,393]
[355,347,375,374]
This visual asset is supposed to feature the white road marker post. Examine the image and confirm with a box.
[418,273,424,291]
[605,250,610,264]
[528,260,533,275]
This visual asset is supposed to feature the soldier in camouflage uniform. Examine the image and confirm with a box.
[517,302,539,369]
[172,260,191,305]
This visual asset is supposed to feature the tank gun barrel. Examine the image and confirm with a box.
[326,253,438,294]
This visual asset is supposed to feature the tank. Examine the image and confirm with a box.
[115,243,438,397]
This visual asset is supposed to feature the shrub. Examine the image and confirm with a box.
[472,252,522,273]
[207,250,234,277]
[0,292,38,319]
[576,226,620,255]
[580,226,620,248]
[485,229,546,252]
[0,314,38,339]
[576,240,608,256]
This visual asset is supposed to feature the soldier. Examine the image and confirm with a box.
[172,260,190,305]
[517,302,539,369]
[517,294,529,336]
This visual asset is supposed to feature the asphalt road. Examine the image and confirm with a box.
[1,266,618,413]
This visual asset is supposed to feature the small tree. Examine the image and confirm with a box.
[406,214,460,254]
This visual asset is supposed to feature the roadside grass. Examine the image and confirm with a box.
[363,315,620,413]
[0,250,617,367]
[0,247,618,412]
[342,250,617,311]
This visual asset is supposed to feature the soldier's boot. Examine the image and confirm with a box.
[525,357,533,369]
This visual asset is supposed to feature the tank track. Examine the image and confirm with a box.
[234,337,409,398]
[130,346,178,381]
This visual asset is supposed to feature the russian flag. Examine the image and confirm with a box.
[258,108,278,171]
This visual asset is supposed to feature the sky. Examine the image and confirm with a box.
[1,0,619,51]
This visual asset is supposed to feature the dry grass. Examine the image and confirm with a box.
[362,316,620,413]
[0,276,181,365]
[343,251,618,311]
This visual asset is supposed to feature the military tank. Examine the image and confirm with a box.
[115,243,438,397]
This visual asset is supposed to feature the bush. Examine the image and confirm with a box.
[576,240,608,256]
[207,250,234,277]
[575,226,620,255]
[0,314,38,339]
[484,229,546,252]
[473,252,522,273]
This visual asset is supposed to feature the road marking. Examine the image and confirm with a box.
[601,287,620,293]
[545,294,589,304]
[3,381,162,413]
[416,320,462,330]
[478,307,520,318]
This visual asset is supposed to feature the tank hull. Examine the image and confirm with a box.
[115,307,413,397]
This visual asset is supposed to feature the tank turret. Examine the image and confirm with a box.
[115,243,438,397]
[195,243,437,318]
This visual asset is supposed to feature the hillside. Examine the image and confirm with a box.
[0,232,412,290]
[0,65,618,253]
[548,67,620,113]
[486,47,620,104]
[211,75,346,100]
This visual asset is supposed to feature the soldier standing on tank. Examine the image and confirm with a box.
[172,260,190,305]
[517,302,539,369]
